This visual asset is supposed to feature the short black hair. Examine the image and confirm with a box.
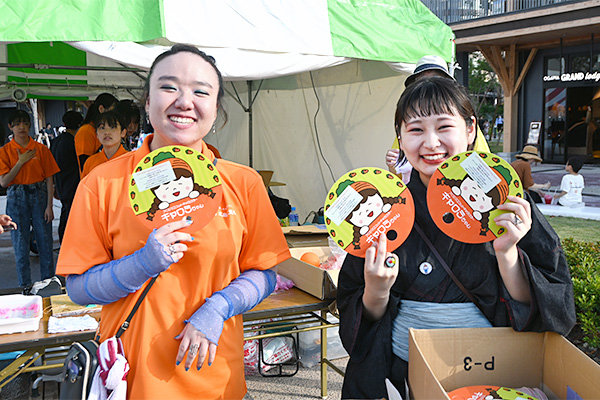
[567,157,584,173]
[8,109,31,125]
[62,110,83,130]
[94,109,126,131]
[83,93,119,124]
[116,100,141,127]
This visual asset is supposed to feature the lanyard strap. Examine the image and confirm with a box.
[115,276,158,339]
[412,222,480,307]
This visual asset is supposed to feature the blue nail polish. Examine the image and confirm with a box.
[208,361,212,367]
[197,366,201,371]
[190,236,195,241]
[185,367,189,372]
[176,361,180,366]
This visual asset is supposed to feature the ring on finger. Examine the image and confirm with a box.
[168,244,177,255]
[384,255,397,268]
[514,214,522,226]
[189,344,199,355]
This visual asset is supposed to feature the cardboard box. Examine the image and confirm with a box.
[282,225,329,248]
[408,327,600,400]
[277,246,339,300]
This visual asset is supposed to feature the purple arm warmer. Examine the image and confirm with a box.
[186,268,277,344]
[65,230,176,305]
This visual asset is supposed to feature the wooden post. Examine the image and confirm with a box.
[477,45,538,153]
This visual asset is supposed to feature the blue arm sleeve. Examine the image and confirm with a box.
[65,230,176,305]
[186,268,277,344]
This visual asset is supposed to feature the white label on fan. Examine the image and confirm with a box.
[460,153,500,193]
[132,161,176,192]
[325,186,362,226]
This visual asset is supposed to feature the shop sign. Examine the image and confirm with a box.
[543,71,600,82]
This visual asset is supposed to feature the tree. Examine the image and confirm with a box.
[468,52,503,124]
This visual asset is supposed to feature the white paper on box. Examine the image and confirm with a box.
[132,161,176,192]
[325,186,362,226]
[460,153,501,193]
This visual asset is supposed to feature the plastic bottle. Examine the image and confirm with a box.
[289,207,299,226]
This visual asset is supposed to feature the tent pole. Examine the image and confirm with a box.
[248,80,253,168]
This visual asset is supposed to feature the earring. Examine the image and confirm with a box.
[212,124,216,134]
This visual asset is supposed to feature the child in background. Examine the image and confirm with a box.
[51,110,83,243]
[80,110,128,179]
[554,157,585,207]
[0,110,60,294]
[116,99,141,150]
[337,77,575,399]
[75,93,118,172]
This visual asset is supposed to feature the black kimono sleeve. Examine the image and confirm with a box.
[337,253,400,399]
[508,197,576,335]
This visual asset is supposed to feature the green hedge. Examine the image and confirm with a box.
[563,239,600,347]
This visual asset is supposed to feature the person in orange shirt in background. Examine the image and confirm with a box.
[57,44,290,399]
[80,110,128,179]
[0,110,60,294]
[75,93,118,172]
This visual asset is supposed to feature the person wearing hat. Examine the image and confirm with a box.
[511,145,550,203]
[386,55,490,180]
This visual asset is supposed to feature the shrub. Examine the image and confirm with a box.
[562,238,600,347]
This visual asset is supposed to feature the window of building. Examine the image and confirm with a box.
[570,55,590,73]
[546,57,565,76]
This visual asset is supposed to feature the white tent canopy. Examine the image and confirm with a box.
[0,0,455,220]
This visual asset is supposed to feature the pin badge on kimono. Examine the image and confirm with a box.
[419,262,432,275]
[128,145,223,233]
[427,152,523,244]
[324,167,415,257]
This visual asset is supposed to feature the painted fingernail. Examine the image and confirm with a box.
[185,367,189,372]
[176,361,180,366]
[190,236,195,241]
[197,366,201,371]
[208,361,212,366]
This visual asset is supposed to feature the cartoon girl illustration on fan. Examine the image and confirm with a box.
[439,164,512,236]
[146,151,215,221]
[337,180,401,249]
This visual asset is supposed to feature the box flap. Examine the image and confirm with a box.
[543,332,600,398]
[409,328,545,398]
[278,246,337,300]
[282,225,328,235]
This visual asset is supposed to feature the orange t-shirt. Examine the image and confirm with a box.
[74,123,101,170]
[57,136,290,400]
[80,145,128,179]
[0,137,60,185]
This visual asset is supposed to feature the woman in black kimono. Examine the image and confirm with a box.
[337,77,575,399]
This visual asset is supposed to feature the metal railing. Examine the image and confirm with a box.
[421,0,577,24]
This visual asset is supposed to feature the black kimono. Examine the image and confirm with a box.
[337,169,576,399]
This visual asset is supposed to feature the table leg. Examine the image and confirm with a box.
[0,348,41,390]
[321,309,328,400]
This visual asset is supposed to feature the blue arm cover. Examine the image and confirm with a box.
[186,268,277,344]
[65,230,176,305]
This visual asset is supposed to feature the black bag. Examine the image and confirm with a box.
[268,189,291,219]
[60,341,99,400]
[59,276,158,399]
